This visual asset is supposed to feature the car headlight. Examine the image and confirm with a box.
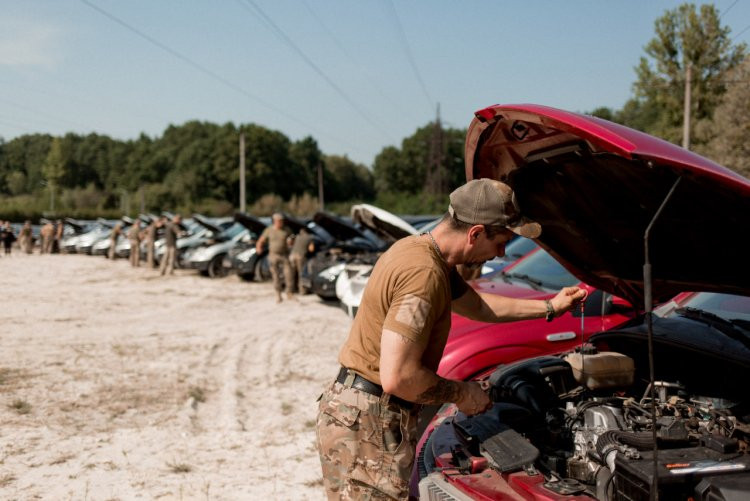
[236,248,256,262]
[318,263,346,281]
[188,247,212,262]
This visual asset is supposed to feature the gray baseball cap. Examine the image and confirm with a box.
[448,179,542,238]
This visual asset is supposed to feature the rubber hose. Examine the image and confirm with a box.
[596,430,655,458]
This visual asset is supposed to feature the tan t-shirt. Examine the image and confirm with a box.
[338,235,468,384]
[260,226,292,255]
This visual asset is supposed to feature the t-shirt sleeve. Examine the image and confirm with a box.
[259,227,270,240]
[382,267,447,347]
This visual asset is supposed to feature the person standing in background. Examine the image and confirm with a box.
[255,213,294,303]
[19,221,33,254]
[159,214,182,276]
[1,222,16,255]
[39,221,54,254]
[289,227,315,294]
[128,220,142,267]
[144,217,163,269]
[54,219,64,253]
[108,223,122,260]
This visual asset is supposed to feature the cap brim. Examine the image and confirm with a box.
[509,221,541,239]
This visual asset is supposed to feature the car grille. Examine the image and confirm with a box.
[418,473,472,501]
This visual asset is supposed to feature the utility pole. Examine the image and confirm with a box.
[682,63,692,150]
[317,161,325,211]
[426,103,444,195]
[239,133,246,213]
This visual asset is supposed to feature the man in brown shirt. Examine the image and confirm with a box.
[39,221,54,254]
[316,179,588,500]
[256,213,294,302]
[128,220,141,267]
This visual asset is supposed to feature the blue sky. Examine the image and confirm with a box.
[2,1,749,167]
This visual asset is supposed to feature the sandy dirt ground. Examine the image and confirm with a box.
[0,252,352,500]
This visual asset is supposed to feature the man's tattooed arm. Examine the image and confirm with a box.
[415,378,461,405]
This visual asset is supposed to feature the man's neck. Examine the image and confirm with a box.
[428,224,461,268]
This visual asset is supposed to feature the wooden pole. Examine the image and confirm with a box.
[682,64,692,150]
[239,133,246,213]
[317,161,324,211]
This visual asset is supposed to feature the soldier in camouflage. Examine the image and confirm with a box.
[316,179,587,500]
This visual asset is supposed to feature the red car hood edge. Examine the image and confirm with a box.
[465,104,750,306]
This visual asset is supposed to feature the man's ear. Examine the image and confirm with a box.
[468,225,484,242]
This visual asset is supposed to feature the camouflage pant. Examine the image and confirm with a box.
[268,253,293,293]
[316,381,419,500]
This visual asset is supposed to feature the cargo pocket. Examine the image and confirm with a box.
[317,389,365,497]
[376,405,413,499]
[320,399,361,427]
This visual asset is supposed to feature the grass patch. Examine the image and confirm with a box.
[0,473,16,487]
[8,399,31,414]
[167,461,192,474]
[304,419,317,429]
[280,402,294,416]
[0,367,26,389]
[188,386,206,403]
[50,453,76,465]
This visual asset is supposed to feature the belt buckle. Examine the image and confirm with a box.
[343,370,356,388]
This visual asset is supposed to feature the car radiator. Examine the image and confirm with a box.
[418,472,473,501]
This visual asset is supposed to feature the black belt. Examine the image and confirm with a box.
[336,367,414,410]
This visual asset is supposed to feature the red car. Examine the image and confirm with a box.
[438,247,635,382]
[413,104,750,500]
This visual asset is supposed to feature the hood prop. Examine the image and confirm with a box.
[643,175,682,501]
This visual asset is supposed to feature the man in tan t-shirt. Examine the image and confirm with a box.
[316,179,588,500]
[256,213,294,303]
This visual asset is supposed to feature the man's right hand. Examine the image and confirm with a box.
[456,381,492,415]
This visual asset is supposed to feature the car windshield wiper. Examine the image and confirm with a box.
[496,271,513,284]
[675,307,750,349]
[506,273,544,290]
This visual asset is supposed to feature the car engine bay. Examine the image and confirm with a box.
[420,335,750,500]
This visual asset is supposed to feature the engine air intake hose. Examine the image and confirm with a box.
[596,430,655,457]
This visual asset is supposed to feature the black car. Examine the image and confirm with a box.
[308,211,385,300]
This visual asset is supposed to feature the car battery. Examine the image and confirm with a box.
[613,446,750,501]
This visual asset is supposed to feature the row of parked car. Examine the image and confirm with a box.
[56,207,441,300]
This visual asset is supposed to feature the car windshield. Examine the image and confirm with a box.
[670,292,750,323]
[504,237,538,261]
[220,223,246,239]
[493,249,579,290]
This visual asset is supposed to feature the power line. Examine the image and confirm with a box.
[720,0,739,20]
[79,0,360,153]
[732,23,750,42]
[384,0,433,113]
[301,0,405,117]
[238,0,396,143]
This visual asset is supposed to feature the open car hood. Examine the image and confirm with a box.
[191,214,223,234]
[350,204,418,243]
[233,212,267,235]
[465,104,750,306]
[313,211,371,243]
[281,213,309,234]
